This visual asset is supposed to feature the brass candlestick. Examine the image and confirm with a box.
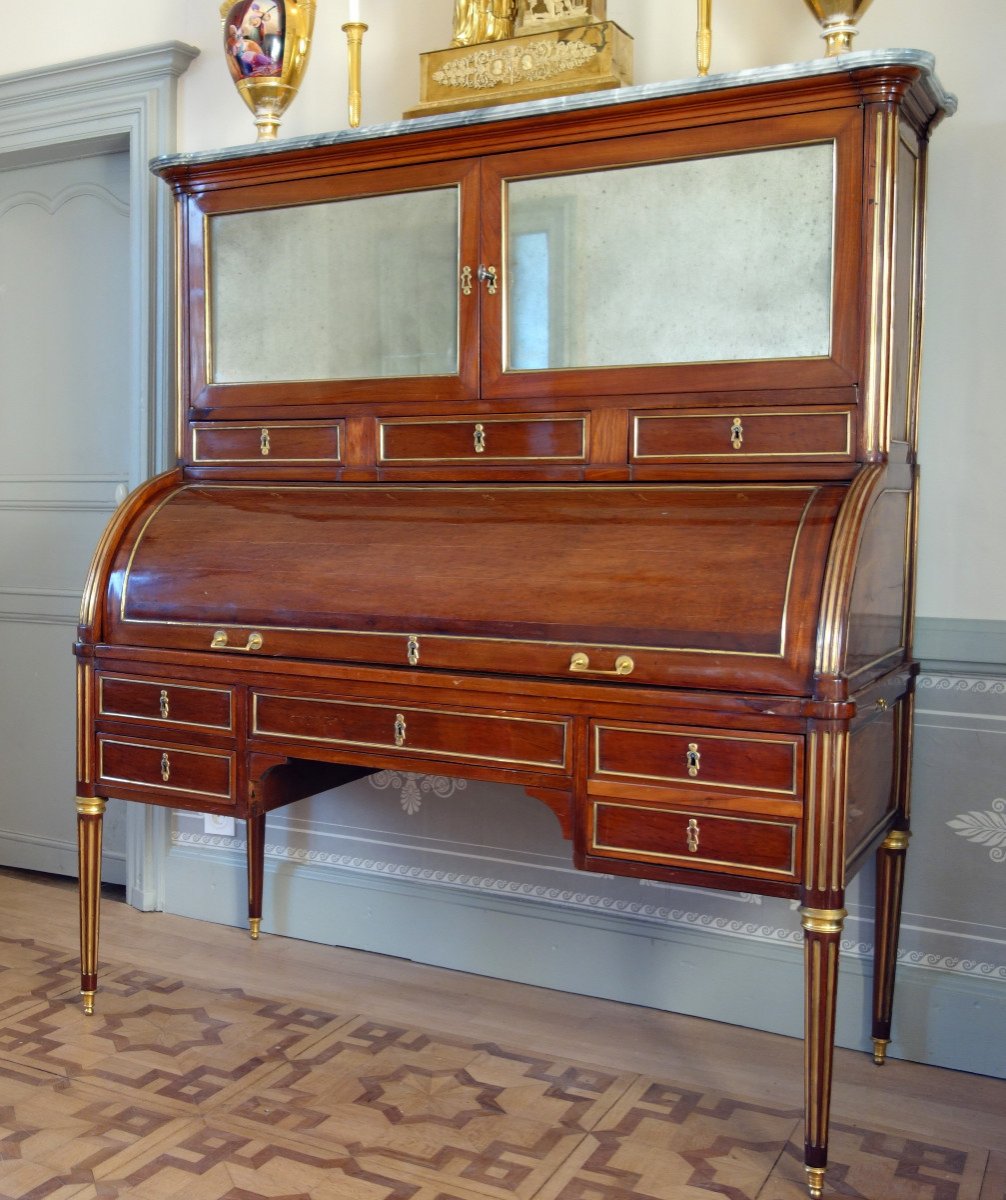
[802,0,874,56]
[342,21,367,128]
[696,0,712,77]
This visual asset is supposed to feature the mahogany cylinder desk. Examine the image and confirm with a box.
[74,51,955,1197]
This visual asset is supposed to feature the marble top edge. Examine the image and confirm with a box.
[153,48,955,173]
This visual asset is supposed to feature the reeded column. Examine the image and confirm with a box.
[872,828,911,1063]
[800,904,847,1199]
[76,796,106,1014]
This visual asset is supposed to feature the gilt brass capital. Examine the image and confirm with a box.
[76,797,106,817]
[799,906,847,935]
[881,829,911,852]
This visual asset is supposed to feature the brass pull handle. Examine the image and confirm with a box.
[210,630,264,653]
[686,743,701,777]
[260,428,271,456]
[460,265,473,296]
[477,264,498,295]
[473,423,486,454]
[159,690,170,720]
[569,652,634,677]
[407,635,420,667]
[730,417,744,450]
[394,713,407,747]
[686,818,700,853]
[160,752,171,782]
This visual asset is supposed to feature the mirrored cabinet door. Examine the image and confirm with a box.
[481,109,862,399]
[185,161,480,411]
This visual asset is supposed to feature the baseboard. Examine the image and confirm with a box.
[0,829,125,886]
[163,843,1006,1080]
[915,615,1006,671]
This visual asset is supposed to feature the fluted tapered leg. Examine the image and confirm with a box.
[872,828,911,1064]
[801,905,846,1199]
[76,797,106,1014]
[246,813,266,940]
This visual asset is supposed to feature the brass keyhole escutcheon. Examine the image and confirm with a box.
[473,423,486,454]
[730,417,744,450]
[477,264,498,295]
[160,753,171,782]
[687,818,700,853]
[460,265,473,296]
[260,427,271,456]
[686,743,701,777]
[159,690,170,720]
[407,635,420,667]
[394,713,407,747]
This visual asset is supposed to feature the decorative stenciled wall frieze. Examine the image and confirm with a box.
[919,673,1006,695]
[172,824,1006,982]
[367,770,468,815]
[948,798,1006,864]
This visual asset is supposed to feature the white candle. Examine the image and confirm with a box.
[349,0,361,21]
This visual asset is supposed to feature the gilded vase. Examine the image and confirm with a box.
[802,0,874,55]
[221,0,317,141]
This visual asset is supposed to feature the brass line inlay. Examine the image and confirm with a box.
[590,800,797,876]
[120,483,821,662]
[98,675,234,732]
[591,724,801,795]
[632,410,853,461]
[251,693,570,771]
[98,738,234,800]
[192,422,343,465]
[377,415,587,464]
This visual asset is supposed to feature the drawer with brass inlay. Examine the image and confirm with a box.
[98,675,234,732]
[377,415,587,464]
[97,736,236,803]
[589,796,800,882]
[192,421,343,464]
[631,408,852,462]
[252,692,570,772]
[591,721,802,797]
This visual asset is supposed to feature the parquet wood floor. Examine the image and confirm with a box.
[0,867,1002,1199]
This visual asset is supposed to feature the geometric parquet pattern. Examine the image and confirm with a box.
[0,933,991,1200]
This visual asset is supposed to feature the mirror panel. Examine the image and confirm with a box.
[506,143,835,371]
[209,187,460,383]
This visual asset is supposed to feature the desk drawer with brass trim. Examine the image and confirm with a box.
[591,721,802,796]
[631,409,852,463]
[589,796,800,882]
[252,692,570,772]
[98,675,234,733]
[97,736,236,802]
[192,421,343,464]
[377,415,587,464]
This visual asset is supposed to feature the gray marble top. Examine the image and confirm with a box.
[153,48,955,173]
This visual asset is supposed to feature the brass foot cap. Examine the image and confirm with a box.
[805,1165,826,1198]
[81,989,96,1016]
[873,1037,890,1065]
[249,918,262,941]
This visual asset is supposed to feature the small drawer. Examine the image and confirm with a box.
[192,421,343,464]
[252,693,570,773]
[631,409,852,462]
[378,415,586,464]
[97,737,236,803]
[591,722,802,797]
[98,675,234,732]
[589,797,799,881]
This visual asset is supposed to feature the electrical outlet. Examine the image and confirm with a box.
[203,813,236,837]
